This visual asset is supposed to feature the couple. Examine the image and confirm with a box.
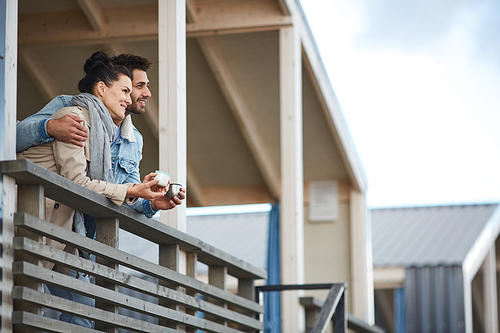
[16,51,185,327]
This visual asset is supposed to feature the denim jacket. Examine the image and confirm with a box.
[16,95,158,218]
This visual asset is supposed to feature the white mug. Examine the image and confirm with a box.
[154,170,171,187]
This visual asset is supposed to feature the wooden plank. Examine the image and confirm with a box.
[13,213,263,315]
[14,237,262,329]
[310,284,345,333]
[13,287,176,333]
[2,159,266,280]
[13,261,243,333]
[12,311,96,333]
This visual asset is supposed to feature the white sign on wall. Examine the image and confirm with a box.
[308,180,339,222]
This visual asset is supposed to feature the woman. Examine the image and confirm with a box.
[17,51,165,327]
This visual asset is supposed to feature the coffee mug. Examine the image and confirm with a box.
[167,183,183,198]
[154,170,171,187]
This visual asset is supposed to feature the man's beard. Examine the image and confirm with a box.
[126,102,146,115]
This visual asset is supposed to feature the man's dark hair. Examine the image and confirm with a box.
[110,53,152,72]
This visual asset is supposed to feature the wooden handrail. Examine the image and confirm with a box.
[2,159,267,280]
[2,159,265,331]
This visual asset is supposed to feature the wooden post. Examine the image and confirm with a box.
[350,189,373,322]
[95,217,119,333]
[280,22,304,333]
[185,252,198,333]
[483,247,498,333]
[208,266,227,326]
[158,0,187,232]
[1,1,18,332]
[159,244,180,329]
[14,185,43,333]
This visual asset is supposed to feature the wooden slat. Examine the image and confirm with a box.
[12,311,96,333]
[1,159,266,280]
[13,287,176,333]
[13,213,263,315]
[13,261,243,333]
[13,237,262,329]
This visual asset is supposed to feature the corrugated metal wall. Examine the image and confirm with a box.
[405,266,465,333]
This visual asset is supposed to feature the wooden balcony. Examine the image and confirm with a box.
[2,159,266,332]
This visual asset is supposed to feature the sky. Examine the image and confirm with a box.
[300,0,500,208]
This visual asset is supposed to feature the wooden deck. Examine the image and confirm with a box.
[2,159,265,332]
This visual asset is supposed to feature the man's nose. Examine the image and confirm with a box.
[144,87,152,98]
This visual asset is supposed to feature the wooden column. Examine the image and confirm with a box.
[1,0,18,331]
[95,217,119,333]
[158,0,187,232]
[350,189,374,322]
[483,246,498,333]
[279,23,304,333]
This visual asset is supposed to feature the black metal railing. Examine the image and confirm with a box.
[256,283,385,333]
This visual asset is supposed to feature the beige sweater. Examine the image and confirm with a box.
[17,105,134,271]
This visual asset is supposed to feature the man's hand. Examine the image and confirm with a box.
[47,115,88,147]
[151,188,186,211]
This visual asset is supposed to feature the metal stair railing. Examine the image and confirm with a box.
[256,283,385,333]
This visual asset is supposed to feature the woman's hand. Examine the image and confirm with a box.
[127,173,167,200]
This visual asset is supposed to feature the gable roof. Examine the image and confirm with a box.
[371,204,500,268]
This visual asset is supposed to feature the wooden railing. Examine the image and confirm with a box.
[2,159,266,332]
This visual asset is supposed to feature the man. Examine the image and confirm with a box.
[16,53,185,217]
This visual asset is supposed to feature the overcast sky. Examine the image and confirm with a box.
[300,0,500,208]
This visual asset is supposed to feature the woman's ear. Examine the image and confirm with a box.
[95,81,106,98]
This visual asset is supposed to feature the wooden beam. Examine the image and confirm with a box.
[76,0,106,32]
[373,267,405,290]
[19,48,61,101]
[19,4,158,47]
[186,0,198,24]
[301,34,367,192]
[196,36,281,200]
[186,0,290,36]
[19,2,290,47]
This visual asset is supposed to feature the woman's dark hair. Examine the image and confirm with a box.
[78,51,133,93]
